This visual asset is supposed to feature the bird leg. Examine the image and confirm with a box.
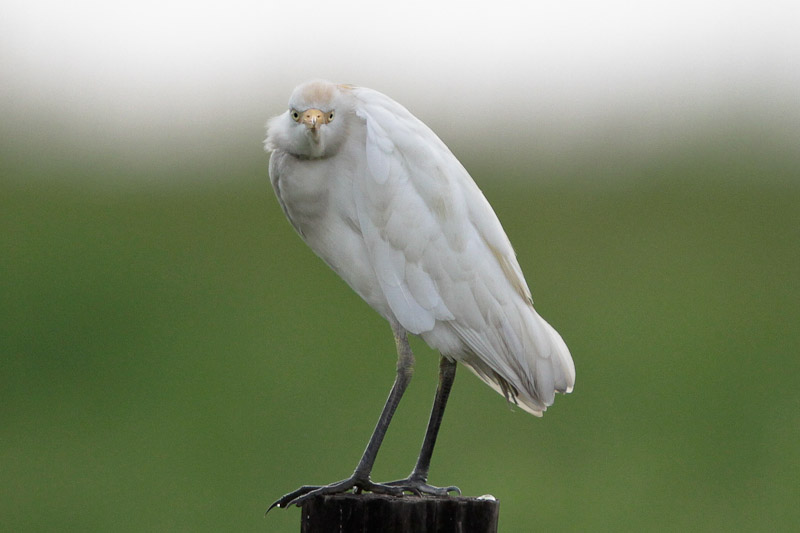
[267,322,416,512]
[384,355,461,496]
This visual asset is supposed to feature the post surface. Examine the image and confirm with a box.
[300,493,499,533]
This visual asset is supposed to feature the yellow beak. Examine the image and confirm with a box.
[301,109,327,131]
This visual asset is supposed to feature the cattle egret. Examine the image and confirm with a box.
[264,80,575,510]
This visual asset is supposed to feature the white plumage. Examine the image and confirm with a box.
[265,79,574,416]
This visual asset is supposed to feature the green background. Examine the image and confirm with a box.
[2,117,798,532]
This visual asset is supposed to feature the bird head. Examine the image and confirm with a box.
[265,80,351,159]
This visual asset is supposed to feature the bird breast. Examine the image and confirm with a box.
[270,141,394,320]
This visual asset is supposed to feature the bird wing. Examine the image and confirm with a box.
[351,88,460,335]
[350,88,572,410]
[352,85,532,321]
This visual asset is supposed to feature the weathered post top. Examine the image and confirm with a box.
[301,493,500,533]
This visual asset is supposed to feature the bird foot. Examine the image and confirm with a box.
[267,476,407,512]
[384,476,461,497]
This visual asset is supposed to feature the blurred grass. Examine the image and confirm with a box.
[1,137,799,532]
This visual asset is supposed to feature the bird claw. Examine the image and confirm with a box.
[266,484,330,513]
[266,476,409,513]
[384,476,461,497]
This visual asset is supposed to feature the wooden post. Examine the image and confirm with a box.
[300,493,499,533]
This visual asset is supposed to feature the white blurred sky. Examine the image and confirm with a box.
[2,0,799,162]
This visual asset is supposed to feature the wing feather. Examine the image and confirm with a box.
[351,87,574,412]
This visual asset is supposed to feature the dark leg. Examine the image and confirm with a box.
[268,322,416,511]
[385,355,461,496]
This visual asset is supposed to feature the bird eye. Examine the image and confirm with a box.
[290,109,300,121]
[328,111,335,122]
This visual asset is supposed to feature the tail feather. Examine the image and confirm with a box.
[454,308,574,416]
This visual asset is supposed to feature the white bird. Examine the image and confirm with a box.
[264,80,575,510]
